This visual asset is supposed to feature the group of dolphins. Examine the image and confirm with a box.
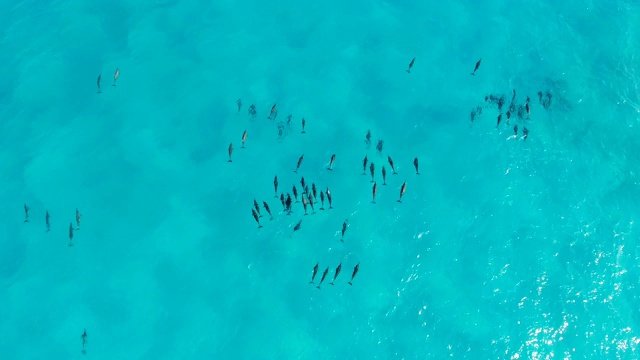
[231,94,427,290]
[18,57,552,355]
[230,57,556,292]
[414,56,553,140]
[309,261,360,289]
[96,68,120,93]
[38,52,553,356]
[22,204,82,246]
[230,58,495,289]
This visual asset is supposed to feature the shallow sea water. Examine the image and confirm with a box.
[0,0,639,359]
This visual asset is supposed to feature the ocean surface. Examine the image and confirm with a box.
[1,0,639,359]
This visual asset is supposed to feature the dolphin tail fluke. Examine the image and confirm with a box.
[348,281,352,286]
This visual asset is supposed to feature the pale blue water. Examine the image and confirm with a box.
[1,0,639,359]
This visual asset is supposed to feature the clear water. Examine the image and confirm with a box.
[1,0,639,359]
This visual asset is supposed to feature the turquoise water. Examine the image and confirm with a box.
[1,0,639,358]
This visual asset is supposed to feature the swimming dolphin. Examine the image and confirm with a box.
[348,263,360,285]
[371,182,378,204]
[290,219,302,237]
[294,154,304,173]
[253,199,262,218]
[23,204,29,223]
[387,156,397,174]
[112,68,120,86]
[268,103,278,120]
[252,209,262,228]
[263,201,273,220]
[407,57,416,73]
[317,267,329,289]
[470,59,481,75]
[327,154,336,171]
[75,208,82,230]
[68,222,74,246]
[81,329,88,354]
[302,196,308,215]
[309,263,319,284]
[340,219,348,242]
[330,263,342,285]
[382,166,387,185]
[397,181,407,203]
[369,162,375,182]
[274,176,279,197]
[293,185,299,203]
[307,193,315,214]
[362,155,369,175]
[319,191,325,210]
